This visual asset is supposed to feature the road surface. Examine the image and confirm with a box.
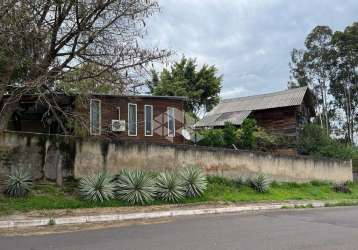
[1,206,358,250]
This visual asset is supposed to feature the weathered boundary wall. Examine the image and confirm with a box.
[74,140,353,183]
[0,132,353,184]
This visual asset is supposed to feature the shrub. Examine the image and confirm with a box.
[4,169,33,198]
[180,167,207,198]
[250,174,270,193]
[237,118,257,149]
[333,183,352,194]
[115,169,155,205]
[298,124,331,155]
[197,129,225,147]
[155,172,185,203]
[78,171,115,203]
[222,122,238,146]
[253,127,279,151]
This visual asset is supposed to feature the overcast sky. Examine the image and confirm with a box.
[144,0,358,99]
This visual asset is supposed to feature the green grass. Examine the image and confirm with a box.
[1,177,358,216]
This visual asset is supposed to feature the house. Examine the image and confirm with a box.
[4,94,187,144]
[195,86,315,138]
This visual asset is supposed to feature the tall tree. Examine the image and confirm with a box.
[0,0,170,131]
[148,57,222,117]
[330,23,358,143]
[289,26,335,134]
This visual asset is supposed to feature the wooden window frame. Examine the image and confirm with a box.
[167,107,175,138]
[90,99,101,135]
[144,105,154,136]
[128,103,137,136]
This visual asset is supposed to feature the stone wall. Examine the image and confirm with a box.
[0,132,353,184]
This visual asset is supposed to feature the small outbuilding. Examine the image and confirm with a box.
[195,86,315,138]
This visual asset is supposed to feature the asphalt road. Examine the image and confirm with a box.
[2,206,358,250]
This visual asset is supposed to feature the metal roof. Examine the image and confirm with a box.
[195,86,309,127]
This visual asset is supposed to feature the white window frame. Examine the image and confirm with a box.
[90,99,101,135]
[128,103,137,136]
[167,107,175,137]
[144,105,153,136]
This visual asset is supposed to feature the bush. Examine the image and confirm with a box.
[222,122,238,146]
[197,129,225,147]
[155,172,185,203]
[4,169,33,198]
[250,174,270,193]
[237,118,257,149]
[180,167,207,198]
[298,124,331,155]
[333,183,352,193]
[79,172,115,203]
[115,169,155,205]
[253,127,279,151]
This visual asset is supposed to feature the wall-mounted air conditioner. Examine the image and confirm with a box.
[111,120,126,132]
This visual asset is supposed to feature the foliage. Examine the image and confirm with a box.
[252,127,280,151]
[222,122,238,146]
[180,167,207,198]
[148,57,222,115]
[197,129,225,147]
[250,174,270,193]
[333,183,352,194]
[78,172,115,203]
[236,118,257,149]
[115,169,155,205]
[3,179,358,215]
[4,169,33,198]
[298,123,355,159]
[155,172,185,203]
[298,123,331,155]
[289,22,358,143]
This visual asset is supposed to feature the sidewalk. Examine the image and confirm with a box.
[0,200,329,229]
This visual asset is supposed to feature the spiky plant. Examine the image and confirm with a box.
[5,169,33,198]
[250,174,270,193]
[115,169,155,205]
[155,171,185,203]
[78,172,115,203]
[180,167,207,198]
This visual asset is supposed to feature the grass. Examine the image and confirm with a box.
[1,177,358,216]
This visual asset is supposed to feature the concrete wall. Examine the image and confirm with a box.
[74,139,353,183]
[0,132,353,184]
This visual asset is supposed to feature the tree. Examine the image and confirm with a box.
[330,23,358,144]
[0,0,170,131]
[289,26,335,134]
[148,57,222,116]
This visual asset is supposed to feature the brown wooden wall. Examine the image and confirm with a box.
[77,96,186,144]
[252,106,299,137]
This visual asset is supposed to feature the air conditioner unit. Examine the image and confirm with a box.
[111,120,126,132]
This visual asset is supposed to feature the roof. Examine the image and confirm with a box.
[195,86,312,127]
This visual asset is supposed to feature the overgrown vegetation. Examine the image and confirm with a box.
[298,123,357,159]
[197,119,281,151]
[2,176,358,216]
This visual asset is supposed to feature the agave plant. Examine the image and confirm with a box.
[250,174,270,193]
[78,171,115,203]
[155,171,185,203]
[115,169,155,205]
[5,169,33,198]
[180,167,207,198]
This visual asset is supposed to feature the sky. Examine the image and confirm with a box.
[144,0,358,99]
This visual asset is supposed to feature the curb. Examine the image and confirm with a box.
[0,201,325,229]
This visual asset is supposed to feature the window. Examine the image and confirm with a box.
[90,99,101,135]
[128,103,137,136]
[144,105,153,136]
[167,107,175,137]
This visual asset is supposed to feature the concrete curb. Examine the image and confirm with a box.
[0,201,326,229]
